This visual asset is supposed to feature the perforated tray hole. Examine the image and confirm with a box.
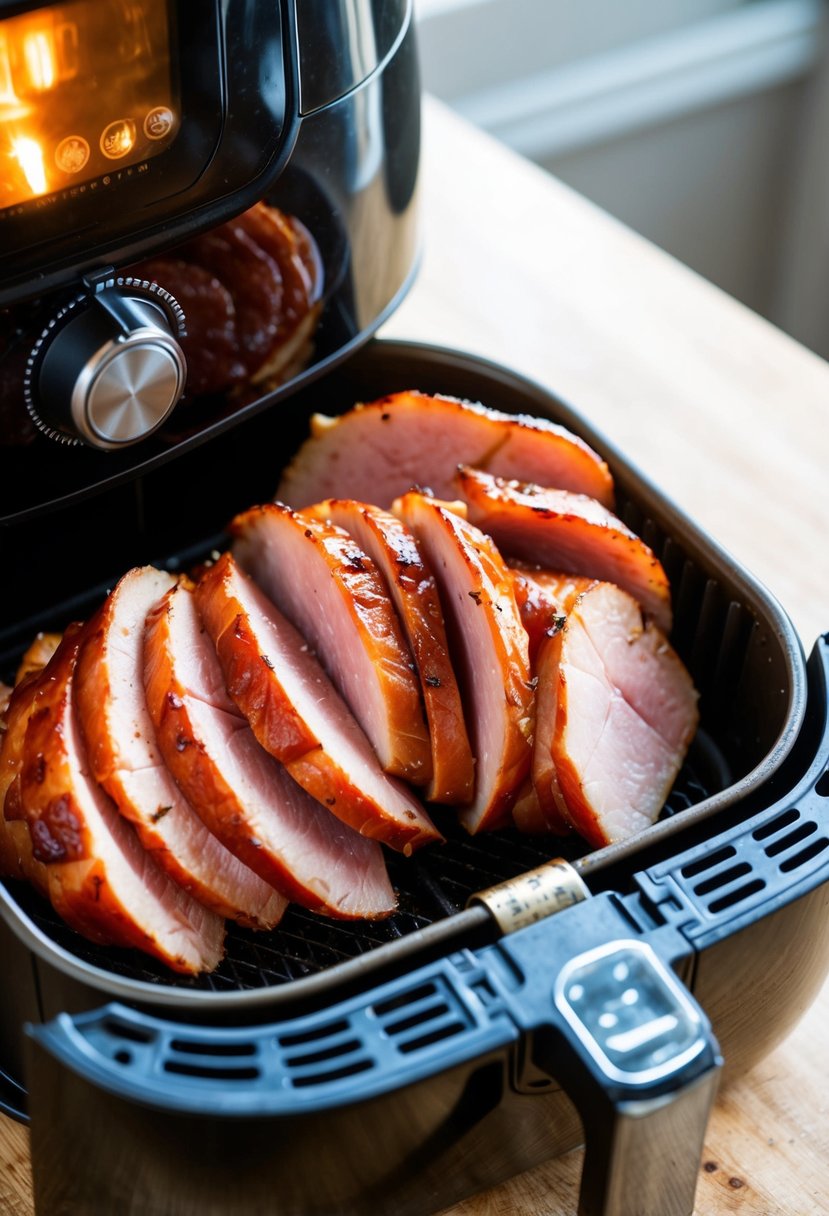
[284,1039,363,1068]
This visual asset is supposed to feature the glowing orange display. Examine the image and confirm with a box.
[1,0,175,211]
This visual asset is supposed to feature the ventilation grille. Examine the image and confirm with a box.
[85,970,483,1097]
[673,804,829,923]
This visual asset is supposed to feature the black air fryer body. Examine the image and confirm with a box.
[0,0,420,520]
[2,6,829,1216]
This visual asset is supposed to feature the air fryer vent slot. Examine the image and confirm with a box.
[163,1060,260,1081]
[681,846,736,880]
[764,820,816,858]
[693,862,752,898]
[779,839,829,873]
[752,808,800,842]
[290,1059,373,1088]
[815,770,829,798]
[707,879,765,914]
[372,978,472,1057]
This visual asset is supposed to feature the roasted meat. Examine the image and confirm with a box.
[231,503,433,786]
[277,391,614,510]
[195,553,440,853]
[393,491,533,833]
[306,500,474,805]
[75,567,286,930]
[19,628,225,973]
[528,574,698,847]
[144,582,397,919]
[457,465,672,632]
[133,202,323,400]
[1,672,51,893]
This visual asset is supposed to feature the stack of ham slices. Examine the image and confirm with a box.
[0,392,698,974]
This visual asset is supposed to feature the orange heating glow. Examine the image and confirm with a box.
[11,134,47,195]
[23,31,56,91]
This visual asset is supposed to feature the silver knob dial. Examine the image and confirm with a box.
[74,326,185,448]
[25,281,187,450]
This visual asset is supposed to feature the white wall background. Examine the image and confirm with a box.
[416,0,829,357]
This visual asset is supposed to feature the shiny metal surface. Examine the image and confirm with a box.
[74,329,185,447]
[470,859,590,934]
[580,1067,721,1216]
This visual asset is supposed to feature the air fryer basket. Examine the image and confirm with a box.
[2,340,825,1216]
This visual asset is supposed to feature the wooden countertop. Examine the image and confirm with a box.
[2,97,829,1214]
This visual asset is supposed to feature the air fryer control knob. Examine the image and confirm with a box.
[25,284,187,449]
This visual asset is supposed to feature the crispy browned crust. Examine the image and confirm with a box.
[75,570,285,930]
[15,632,62,686]
[307,500,475,805]
[1,673,50,891]
[394,493,533,833]
[195,555,319,763]
[195,553,441,853]
[145,584,399,910]
[231,503,432,784]
[18,627,216,969]
[458,466,672,633]
[277,390,615,510]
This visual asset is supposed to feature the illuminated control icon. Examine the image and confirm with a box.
[100,119,136,160]
[55,135,90,175]
[143,106,174,141]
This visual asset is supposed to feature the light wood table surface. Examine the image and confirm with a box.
[2,97,828,1215]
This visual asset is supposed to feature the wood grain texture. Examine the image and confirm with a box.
[2,96,828,1213]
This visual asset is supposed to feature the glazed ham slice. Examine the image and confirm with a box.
[231,503,432,785]
[456,465,673,633]
[194,553,439,853]
[18,628,225,972]
[75,567,286,930]
[393,492,533,833]
[532,575,698,847]
[144,582,397,919]
[306,500,474,805]
[277,391,614,511]
[1,672,50,893]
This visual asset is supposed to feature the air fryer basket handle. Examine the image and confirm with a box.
[26,894,721,1216]
[23,645,829,1213]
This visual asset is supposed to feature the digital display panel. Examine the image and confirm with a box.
[0,0,177,212]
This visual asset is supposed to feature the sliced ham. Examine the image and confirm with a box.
[15,632,61,685]
[75,567,286,930]
[533,575,698,847]
[456,465,672,633]
[231,503,432,786]
[1,671,50,893]
[18,628,225,972]
[277,391,614,511]
[194,553,440,852]
[306,500,474,805]
[144,582,397,918]
[393,491,533,833]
